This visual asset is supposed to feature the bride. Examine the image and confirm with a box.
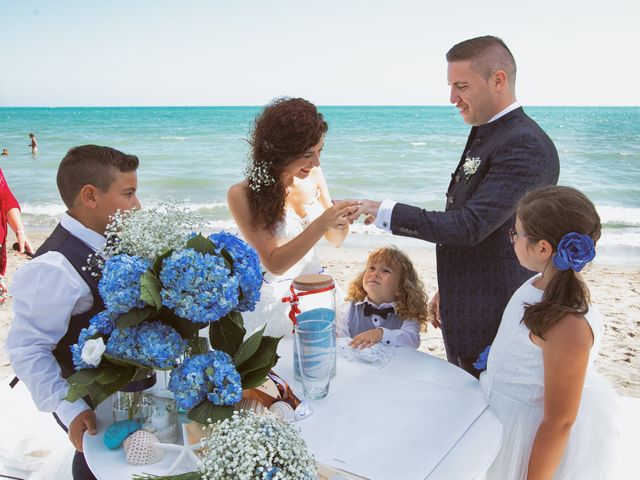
[227,97,357,337]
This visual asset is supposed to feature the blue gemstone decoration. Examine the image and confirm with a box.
[103,420,141,449]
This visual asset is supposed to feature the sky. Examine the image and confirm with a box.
[1,0,638,107]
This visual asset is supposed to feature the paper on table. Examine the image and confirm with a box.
[296,369,488,480]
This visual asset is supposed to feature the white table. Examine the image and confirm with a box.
[84,339,502,479]
[277,339,502,480]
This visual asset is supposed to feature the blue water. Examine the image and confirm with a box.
[1,106,639,262]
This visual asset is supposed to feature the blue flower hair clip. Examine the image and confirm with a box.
[552,232,596,272]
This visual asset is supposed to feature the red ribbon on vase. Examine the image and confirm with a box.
[281,283,335,327]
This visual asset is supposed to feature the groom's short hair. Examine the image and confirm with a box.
[447,36,517,86]
[57,144,139,208]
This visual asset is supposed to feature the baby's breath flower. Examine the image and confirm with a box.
[98,204,206,262]
[200,410,317,480]
[247,162,276,193]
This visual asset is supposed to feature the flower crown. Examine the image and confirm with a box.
[247,162,275,192]
[552,232,596,272]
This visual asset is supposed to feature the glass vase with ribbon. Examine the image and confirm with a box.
[282,274,336,382]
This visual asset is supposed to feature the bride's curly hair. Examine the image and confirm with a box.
[246,97,328,232]
[346,246,430,329]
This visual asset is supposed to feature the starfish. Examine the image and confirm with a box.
[155,423,203,475]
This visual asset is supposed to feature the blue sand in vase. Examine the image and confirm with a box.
[293,308,336,382]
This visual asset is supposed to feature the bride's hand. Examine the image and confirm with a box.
[320,200,359,230]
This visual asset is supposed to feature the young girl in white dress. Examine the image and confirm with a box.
[227,97,357,337]
[480,185,617,479]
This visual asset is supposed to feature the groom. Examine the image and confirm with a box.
[351,36,559,377]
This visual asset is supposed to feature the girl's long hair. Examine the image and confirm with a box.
[346,246,430,328]
[518,186,601,338]
[246,97,328,232]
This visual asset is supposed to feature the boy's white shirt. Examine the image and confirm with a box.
[6,213,106,428]
[336,297,420,348]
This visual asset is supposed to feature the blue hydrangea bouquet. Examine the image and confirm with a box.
[65,207,280,425]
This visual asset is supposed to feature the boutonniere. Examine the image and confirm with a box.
[462,156,481,182]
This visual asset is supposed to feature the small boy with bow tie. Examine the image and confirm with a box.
[336,246,429,349]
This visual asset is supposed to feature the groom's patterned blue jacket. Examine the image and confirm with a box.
[391,107,559,358]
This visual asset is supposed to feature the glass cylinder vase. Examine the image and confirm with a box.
[111,372,157,423]
[286,274,336,382]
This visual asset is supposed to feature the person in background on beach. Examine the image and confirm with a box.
[336,246,429,349]
[348,35,559,377]
[480,185,617,479]
[0,167,33,275]
[29,132,38,155]
[1,148,9,156]
[6,145,141,480]
[228,97,358,338]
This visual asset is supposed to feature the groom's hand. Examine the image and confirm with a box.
[345,199,381,224]
[69,408,97,452]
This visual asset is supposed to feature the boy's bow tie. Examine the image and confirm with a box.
[363,303,395,319]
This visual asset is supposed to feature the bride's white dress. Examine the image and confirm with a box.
[480,274,618,479]
[241,200,326,338]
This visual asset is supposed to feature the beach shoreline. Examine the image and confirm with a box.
[2,229,639,397]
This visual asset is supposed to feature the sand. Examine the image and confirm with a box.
[1,231,639,397]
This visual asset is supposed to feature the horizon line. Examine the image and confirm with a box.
[1,104,638,109]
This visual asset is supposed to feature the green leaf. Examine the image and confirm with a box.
[66,368,104,386]
[187,402,234,425]
[132,472,204,480]
[65,383,89,402]
[185,234,216,255]
[237,335,281,374]
[209,312,246,357]
[160,308,201,339]
[241,364,275,390]
[153,248,174,275]
[187,336,210,356]
[218,247,234,272]
[94,366,124,385]
[233,326,264,367]
[139,271,163,310]
[116,306,155,329]
[102,353,164,371]
[88,367,138,408]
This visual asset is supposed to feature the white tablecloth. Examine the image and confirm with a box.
[277,339,502,480]
[84,339,502,479]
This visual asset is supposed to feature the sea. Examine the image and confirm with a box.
[1,106,639,265]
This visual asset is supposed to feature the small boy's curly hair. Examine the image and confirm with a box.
[346,246,429,329]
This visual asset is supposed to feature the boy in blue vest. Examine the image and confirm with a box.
[6,145,141,480]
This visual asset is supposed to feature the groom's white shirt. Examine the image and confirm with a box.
[6,213,105,428]
[375,101,521,231]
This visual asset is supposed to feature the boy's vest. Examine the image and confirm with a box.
[348,302,403,340]
[34,223,104,379]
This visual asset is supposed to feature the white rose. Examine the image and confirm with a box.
[81,337,106,367]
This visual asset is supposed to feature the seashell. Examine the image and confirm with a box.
[103,420,140,449]
[123,430,165,466]
[268,401,295,422]
[235,398,268,416]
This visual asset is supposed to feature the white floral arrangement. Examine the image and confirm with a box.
[462,156,481,181]
[201,410,317,480]
[99,204,207,261]
[134,410,317,480]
